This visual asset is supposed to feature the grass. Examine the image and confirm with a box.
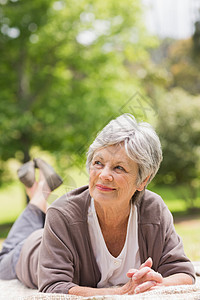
[0,174,200,261]
[149,184,200,215]
[0,182,26,224]
[174,217,200,261]
[149,184,187,213]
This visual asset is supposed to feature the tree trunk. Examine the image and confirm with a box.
[23,148,31,163]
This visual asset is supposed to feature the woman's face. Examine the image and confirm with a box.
[89,144,145,208]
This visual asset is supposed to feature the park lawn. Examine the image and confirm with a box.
[150,184,187,213]
[150,184,200,213]
[0,182,26,225]
[174,217,200,261]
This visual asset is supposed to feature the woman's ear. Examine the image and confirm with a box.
[137,175,151,191]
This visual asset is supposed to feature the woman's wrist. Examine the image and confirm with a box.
[162,273,194,286]
[69,285,124,296]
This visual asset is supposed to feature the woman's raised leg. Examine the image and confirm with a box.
[0,171,50,279]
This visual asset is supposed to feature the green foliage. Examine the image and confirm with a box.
[150,33,200,96]
[0,0,155,183]
[168,39,200,95]
[155,88,200,208]
[145,32,200,209]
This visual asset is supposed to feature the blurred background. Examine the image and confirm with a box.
[0,0,200,260]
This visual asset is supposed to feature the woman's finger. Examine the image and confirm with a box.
[149,284,163,290]
[145,271,163,284]
[127,258,153,279]
[126,268,138,278]
[139,257,152,269]
[132,266,151,281]
[134,280,156,294]
[133,268,163,286]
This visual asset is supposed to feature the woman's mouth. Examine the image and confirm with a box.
[95,184,116,192]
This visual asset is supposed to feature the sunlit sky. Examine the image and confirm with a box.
[142,0,200,39]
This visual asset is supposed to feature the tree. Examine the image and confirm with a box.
[167,38,200,95]
[148,29,200,97]
[193,20,200,55]
[155,88,200,209]
[0,0,155,183]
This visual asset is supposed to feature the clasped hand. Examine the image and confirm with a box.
[121,257,163,295]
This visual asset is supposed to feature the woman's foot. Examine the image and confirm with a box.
[25,170,51,213]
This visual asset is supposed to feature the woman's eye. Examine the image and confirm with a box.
[115,165,125,171]
[94,161,102,166]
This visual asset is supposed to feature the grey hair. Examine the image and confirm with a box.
[86,113,162,186]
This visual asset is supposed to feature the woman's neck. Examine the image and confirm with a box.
[94,200,131,257]
[94,200,131,231]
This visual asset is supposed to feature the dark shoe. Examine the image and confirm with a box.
[17,161,35,188]
[17,158,63,191]
[34,158,63,191]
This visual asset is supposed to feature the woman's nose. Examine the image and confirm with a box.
[99,167,113,181]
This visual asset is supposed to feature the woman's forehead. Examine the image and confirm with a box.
[93,145,137,167]
[94,144,125,157]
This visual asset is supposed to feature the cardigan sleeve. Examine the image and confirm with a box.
[137,190,195,281]
[38,207,78,294]
[157,205,195,280]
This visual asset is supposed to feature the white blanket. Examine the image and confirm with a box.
[0,262,199,300]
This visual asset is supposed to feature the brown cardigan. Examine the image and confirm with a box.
[16,185,195,293]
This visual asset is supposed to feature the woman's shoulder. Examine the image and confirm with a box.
[47,185,91,221]
[137,189,171,225]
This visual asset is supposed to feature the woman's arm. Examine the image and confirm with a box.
[68,258,159,296]
[69,285,122,296]
[72,260,193,297]
[162,273,193,286]
[68,276,156,296]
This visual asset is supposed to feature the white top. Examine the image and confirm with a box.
[87,199,141,288]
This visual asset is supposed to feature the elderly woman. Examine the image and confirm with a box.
[0,114,195,296]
